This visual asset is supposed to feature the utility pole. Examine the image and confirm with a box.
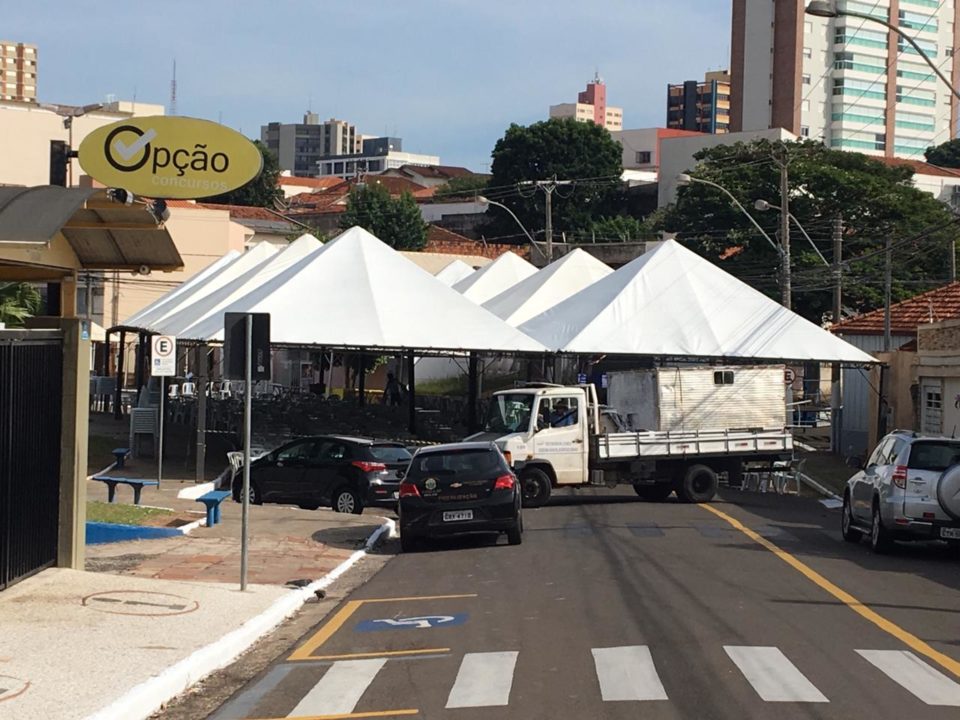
[831,214,843,454]
[520,177,573,263]
[771,145,792,309]
[884,236,892,352]
[951,238,957,282]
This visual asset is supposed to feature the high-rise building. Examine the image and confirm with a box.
[0,41,37,103]
[549,73,624,131]
[316,137,441,179]
[261,113,362,176]
[667,71,731,134]
[730,1,960,159]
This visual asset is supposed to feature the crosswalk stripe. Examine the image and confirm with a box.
[724,646,828,702]
[445,651,518,708]
[591,646,668,701]
[857,650,960,706]
[287,658,386,717]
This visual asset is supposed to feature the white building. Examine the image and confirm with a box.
[730,0,959,159]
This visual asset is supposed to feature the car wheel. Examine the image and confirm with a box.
[235,482,262,505]
[400,530,419,553]
[634,483,674,501]
[841,493,863,543]
[332,487,363,515]
[870,502,893,554]
[520,468,552,508]
[507,513,523,546]
[678,464,718,503]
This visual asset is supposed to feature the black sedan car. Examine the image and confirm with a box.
[398,441,522,551]
[233,435,411,513]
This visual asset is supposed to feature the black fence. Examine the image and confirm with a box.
[0,332,63,591]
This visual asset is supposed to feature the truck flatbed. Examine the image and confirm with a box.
[593,428,793,462]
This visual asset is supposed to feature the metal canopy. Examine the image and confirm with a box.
[0,186,182,271]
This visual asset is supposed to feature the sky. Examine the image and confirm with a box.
[7,0,731,172]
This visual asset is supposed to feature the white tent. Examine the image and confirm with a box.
[153,234,323,336]
[179,226,546,353]
[453,251,537,304]
[519,239,875,363]
[123,242,278,330]
[483,249,612,327]
[122,249,241,328]
[435,259,476,286]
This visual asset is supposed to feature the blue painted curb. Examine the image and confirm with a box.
[86,521,183,545]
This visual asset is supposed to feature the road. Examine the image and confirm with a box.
[205,488,960,719]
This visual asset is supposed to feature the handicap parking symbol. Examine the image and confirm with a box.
[355,613,468,632]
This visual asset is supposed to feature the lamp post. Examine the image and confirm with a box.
[38,102,104,186]
[477,195,546,260]
[754,199,829,266]
[806,1,960,104]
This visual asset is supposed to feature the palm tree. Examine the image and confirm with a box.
[0,282,42,327]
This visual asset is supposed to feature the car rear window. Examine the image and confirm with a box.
[409,449,504,477]
[907,442,960,471]
[368,445,412,463]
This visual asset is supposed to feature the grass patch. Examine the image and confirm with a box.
[87,501,175,526]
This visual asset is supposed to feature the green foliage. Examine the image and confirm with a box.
[339,184,429,250]
[434,174,489,200]
[655,139,959,321]
[924,138,960,168]
[0,282,41,327]
[204,140,283,207]
[577,215,651,243]
[487,118,624,241]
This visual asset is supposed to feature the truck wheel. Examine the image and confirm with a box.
[634,484,674,502]
[520,468,552,508]
[679,464,718,503]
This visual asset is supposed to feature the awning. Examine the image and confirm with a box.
[0,186,182,272]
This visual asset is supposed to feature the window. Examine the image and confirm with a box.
[801,126,810,137]
[635,151,652,164]
[802,74,811,85]
[713,371,735,385]
[803,46,812,58]
[805,21,813,33]
[276,440,318,462]
[906,441,960,471]
[538,396,581,428]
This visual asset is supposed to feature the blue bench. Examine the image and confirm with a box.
[91,476,159,505]
[112,447,131,468]
[196,490,231,527]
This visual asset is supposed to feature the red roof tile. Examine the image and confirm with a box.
[879,157,960,179]
[357,176,430,195]
[831,281,960,335]
[424,225,531,260]
[278,176,347,189]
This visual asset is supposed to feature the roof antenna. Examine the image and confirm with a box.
[170,59,177,116]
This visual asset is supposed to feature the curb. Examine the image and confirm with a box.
[83,517,395,720]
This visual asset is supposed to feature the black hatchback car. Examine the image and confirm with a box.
[398,441,522,551]
[233,435,412,514]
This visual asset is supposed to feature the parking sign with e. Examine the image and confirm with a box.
[151,335,176,377]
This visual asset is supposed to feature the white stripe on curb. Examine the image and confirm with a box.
[83,518,395,720]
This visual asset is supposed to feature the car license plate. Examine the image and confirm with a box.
[443,510,473,522]
[941,527,960,540]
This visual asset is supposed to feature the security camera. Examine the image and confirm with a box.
[107,188,134,205]
[148,198,170,224]
[137,264,151,276]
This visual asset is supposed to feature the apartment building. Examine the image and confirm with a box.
[730,0,960,158]
[316,137,440,179]
[666,71,732,133]
[0,41,37,103]
[261,113,362,176]
[549,73,624,131]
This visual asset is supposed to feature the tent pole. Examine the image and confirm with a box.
[468,351,479,433]
[407,351,416,436]
[196,344,208,483]
[358,353,366,406]
[114,329,126,419]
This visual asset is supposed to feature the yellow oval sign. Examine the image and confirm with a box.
[78,116,263,199]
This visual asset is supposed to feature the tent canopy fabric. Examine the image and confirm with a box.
[518,240,875,364]
[123,242,277,330]
[434,259,476,286]
[153,234,323,337]
[453,251,537,304]
[483,249,612,327]
[179,226,547,354]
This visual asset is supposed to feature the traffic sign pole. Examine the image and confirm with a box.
[151,335,176,488]
[158,375,164,487]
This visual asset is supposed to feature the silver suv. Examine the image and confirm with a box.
[843,430,960,553]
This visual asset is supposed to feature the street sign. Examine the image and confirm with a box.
[151,335,176,377]
[77,116,263,199]
[577,373,588,384]
[223,313,271,381]
[785,368,797,385]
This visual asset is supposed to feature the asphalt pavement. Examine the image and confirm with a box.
[202,487,960,720]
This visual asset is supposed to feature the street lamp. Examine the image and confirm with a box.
[754,199,829,266]
[476,195,546,259]
[38,102,104,186]
[675,174,780,254]
[805,1,960,103]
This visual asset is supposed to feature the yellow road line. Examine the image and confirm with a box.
[701,503,960,679]
[305,648,450,661]
[256,710,419,719]
[288,594,478,661]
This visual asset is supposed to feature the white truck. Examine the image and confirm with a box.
[472,368,793,506]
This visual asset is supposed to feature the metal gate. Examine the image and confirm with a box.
[0,331,63,591]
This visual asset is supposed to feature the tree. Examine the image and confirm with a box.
[925,138,960,168]
[339,183,429,250]
[204,140,283,207]
[486,118,624,242]
[579,215,651,243]
[0,282,41,327]
[655,139,960,321]
[434,174,489,200]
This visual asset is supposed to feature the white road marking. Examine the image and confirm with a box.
[287,658,386,716]
[857,650,960,706]
[445,651,518,708]
[591,646,668,701]
[112,128,157,160]
[724,646,828,702]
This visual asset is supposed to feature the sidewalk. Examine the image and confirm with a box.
[0,463,394,720]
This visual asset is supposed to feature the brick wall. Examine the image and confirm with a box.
[918,320,960,351]
[425,237,530,261]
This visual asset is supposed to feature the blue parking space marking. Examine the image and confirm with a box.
[355,613,469,632]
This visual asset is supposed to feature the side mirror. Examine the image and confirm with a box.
[536,418,548,432]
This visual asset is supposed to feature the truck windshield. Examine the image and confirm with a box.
[484,394,535,433]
